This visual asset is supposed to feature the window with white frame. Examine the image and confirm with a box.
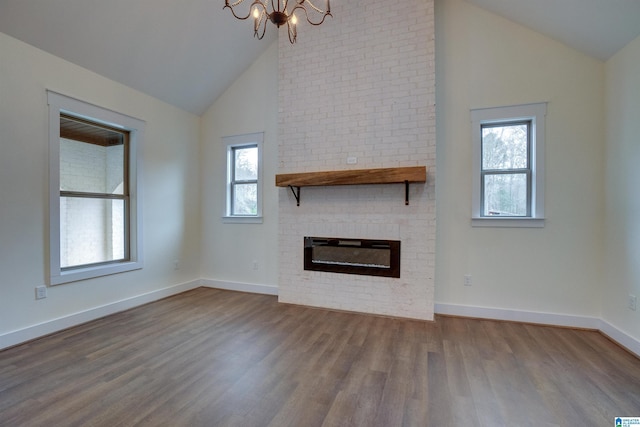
[471,103,546,227]
[48,91,144,285]
[224,132,263,223]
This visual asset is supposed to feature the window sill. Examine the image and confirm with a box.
[51,260,143,285]
[471,217,545,228]
[223,216,263,224]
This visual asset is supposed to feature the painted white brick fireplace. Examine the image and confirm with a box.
[277,0,436,320]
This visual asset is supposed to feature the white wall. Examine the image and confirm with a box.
[199,42,279,293]
[603,34,640,341]
[0,32,201,346]
[435,0,605,321]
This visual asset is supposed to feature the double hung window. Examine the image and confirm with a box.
[471,103,546,227]
[480,120,531,217]
[48,91,144,284]
[224,133,263,223]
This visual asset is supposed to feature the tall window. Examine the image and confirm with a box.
[224,133,263,223]
[481,121,531,217]
[471,103,546,227]
[59,114,129,268]
[48,91,144,285]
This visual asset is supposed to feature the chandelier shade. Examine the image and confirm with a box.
[224,0,332,43]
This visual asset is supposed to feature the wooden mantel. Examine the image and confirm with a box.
[275,166,427,206]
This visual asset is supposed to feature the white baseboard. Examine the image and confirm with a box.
[0,279,201,351]
[201,278,279,296]
[597,319,640,359]
[434,302,601,328]
[435,302,640,358]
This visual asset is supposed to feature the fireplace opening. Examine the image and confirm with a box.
[304,237,400,278]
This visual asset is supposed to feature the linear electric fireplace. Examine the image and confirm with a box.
[304,237,400,278]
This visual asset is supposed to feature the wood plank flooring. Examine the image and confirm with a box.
[1,287,639,426]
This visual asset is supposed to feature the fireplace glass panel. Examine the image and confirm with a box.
[304,237,400,278]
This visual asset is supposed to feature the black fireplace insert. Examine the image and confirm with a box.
[304,236,400,278]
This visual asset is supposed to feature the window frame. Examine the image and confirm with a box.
[471,103,546,228]
[223,132,264,224]
[48,90,145,285]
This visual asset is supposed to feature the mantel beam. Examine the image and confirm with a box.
[275,166,427,206]
[275,166,426,187]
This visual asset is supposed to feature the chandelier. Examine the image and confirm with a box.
[224,0,332,44]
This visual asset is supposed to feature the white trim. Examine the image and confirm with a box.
[47,90,145,285]
[435,302,640,358]
[471,218,545,228]
[435,302,599,328]
[201,278,278,296]
[598,319,640,359]
[222,216,264,224]
[0,280,200,350]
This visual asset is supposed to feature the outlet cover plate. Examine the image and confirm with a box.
[35,286,47,300]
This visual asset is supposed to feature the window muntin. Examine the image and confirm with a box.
[480,121,531,217]
[471,103,546,227]
[48,90,144,285]
[223,132,263,222]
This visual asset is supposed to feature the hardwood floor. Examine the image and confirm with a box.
[1,287,639,426]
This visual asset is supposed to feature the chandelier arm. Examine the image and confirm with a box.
[254,9,268,39]
[287,20,297,43]
[291,4,332,26]
[224,0,267,20]
[300,0,323,14]
[223,1,251,20]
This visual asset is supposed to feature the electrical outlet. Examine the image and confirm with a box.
[174,259,180,270]
[464,275,472,286]
[253,261,259,270]
[35,286,47,300]
[346,156,357,165]
[629,294,637,311]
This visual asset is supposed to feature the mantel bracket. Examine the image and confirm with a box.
[405,180,410,205]
[288,185,301,206]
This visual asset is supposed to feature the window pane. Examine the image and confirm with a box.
[483,173,528,216]
[60,139,124,194]
[232,183,257,215]
[60,197,126,268]
[482,123,528,170]
[234,146,258,181]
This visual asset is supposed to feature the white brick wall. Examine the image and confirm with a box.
[277,0,435,320]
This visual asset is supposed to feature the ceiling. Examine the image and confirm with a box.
[1,0,638,115]
[465,0,640,62]
[0,0,276,114]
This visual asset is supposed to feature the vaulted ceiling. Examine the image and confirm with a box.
[0,0,276,114]
[1,0,639,115]
[465,0,640,62]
